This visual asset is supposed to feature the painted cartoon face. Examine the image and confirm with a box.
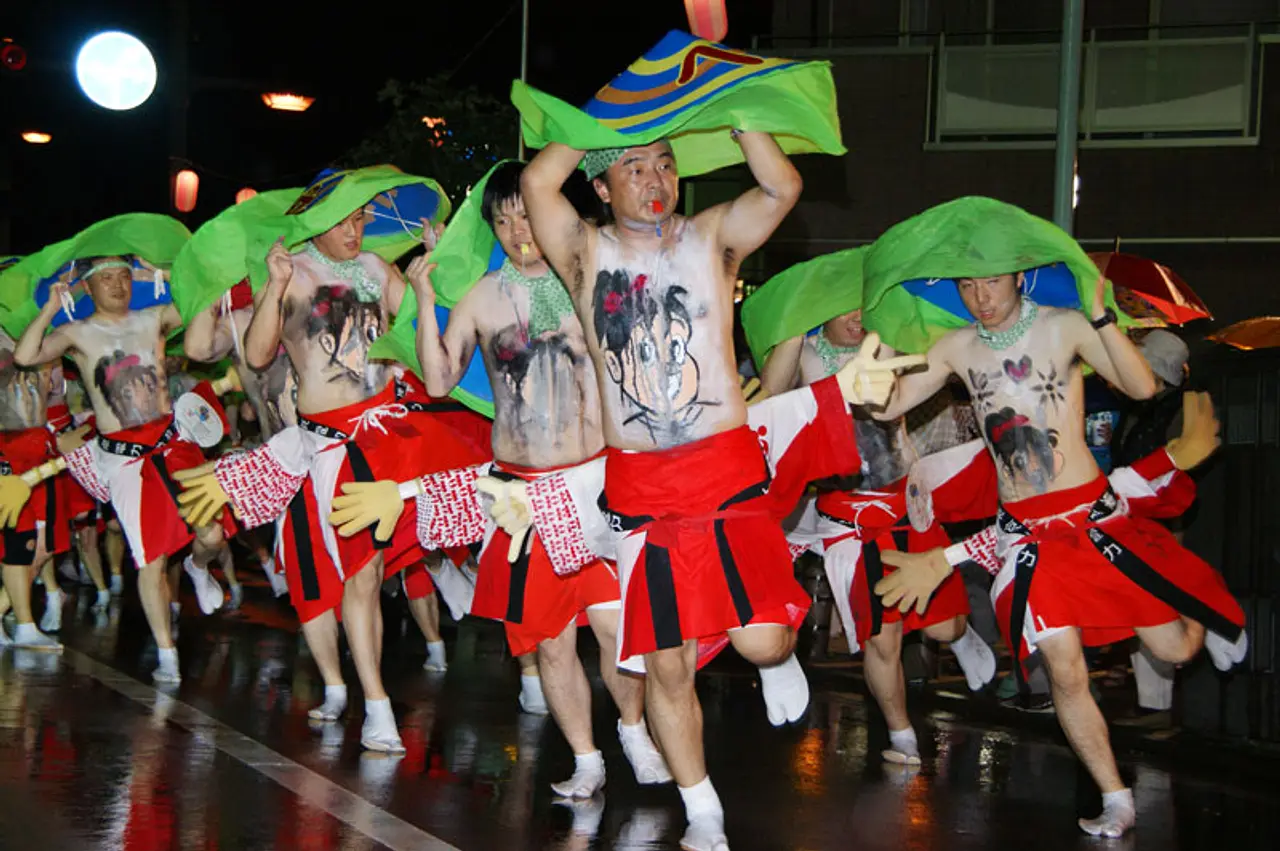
[93,350,164,427]
[595,271,699,420]
[0,346,49,429]
[308,286,383,385]
[611,299,696,415]
[957,273,1023,331]
[984,406,1062,491]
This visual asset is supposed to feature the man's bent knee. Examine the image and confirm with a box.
[728,624,795,667]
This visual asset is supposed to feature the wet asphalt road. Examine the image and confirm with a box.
[0,575,1275,851]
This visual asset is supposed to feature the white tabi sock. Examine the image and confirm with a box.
[678,777,728,851]
[551,749,606,799]
[951,624,997,691]
[519,673,548,715]
[618,719,672,784]
[758,652,810,726]
[1205,629,1248,672]
[13,622,61,651]
[1078,788,1136,838]
[308,685,348,721]
[883,727,921,765]
[424,640,447,672]
[360,698,404,753]
[154,646,181,683]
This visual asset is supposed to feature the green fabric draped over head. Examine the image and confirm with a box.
[245,164,453,288]
[170,188,302,323]
[740,246,867,369]
[0,213,191,338]
[511,30,845,179]
[861,196,1131,354]
[368,161,519,419]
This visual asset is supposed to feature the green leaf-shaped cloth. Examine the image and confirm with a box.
[861,196,1131,354]
[368,161,517,419]
[245,164,453,288]
[170,189,302,324]
[740,245,867,369]
[511,30,845,178]
[0,213,191,339]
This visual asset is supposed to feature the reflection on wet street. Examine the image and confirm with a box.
[1,580,1275,851]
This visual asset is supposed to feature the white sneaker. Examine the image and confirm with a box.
[109,574,124,596]
[92,589,111,611]
[183,556,224,615]
[227,583,244,611]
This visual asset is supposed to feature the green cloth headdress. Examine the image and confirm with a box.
[740,246,867,368]
[0,213,191,338]
[861,196,1131,354]
[512,30,845,179]
[170,188,302,323]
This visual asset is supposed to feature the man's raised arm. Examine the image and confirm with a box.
[404,256,478,398]
[1072,276,1157,401]
[184,304,235,363]
[520,144,594,298]
[244,238,293,371]
[14,284,74,366]
[714,132,803,266]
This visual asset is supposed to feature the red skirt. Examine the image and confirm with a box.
[817,484,969,646]
[605,426,809,665]
[471,458,621,656]
[994,476,1245,657]
[0,427,71,565]
[402,551,469,600]
[96,417,233,568]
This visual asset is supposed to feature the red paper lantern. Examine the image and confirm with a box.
[684,0,728,42]
[1,43,27,72]
[173,168,199,213]
[235,187,258,204]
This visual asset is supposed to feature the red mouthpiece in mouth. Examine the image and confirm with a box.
[651,199,664,215]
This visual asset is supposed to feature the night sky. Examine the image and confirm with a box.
[1,0,773,253]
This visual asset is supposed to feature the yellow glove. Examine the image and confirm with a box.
[0,475,33,528]
[330,480,405,542]
[874,547,953,616]
[173,462,232,528]
[56,423,92,456]
[1166,391,1221,471]
[476,476,532,562]
[211,366,242,396]
[835,332,927,407]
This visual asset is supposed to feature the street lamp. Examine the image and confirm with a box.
[21,131,52,144]
[261,93,314,112]
[75,31,157,110]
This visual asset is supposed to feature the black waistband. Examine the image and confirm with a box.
[97,422,179,458]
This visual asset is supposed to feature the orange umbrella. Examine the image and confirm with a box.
[1089,251,1212,325]
[1208,317,1280,351]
